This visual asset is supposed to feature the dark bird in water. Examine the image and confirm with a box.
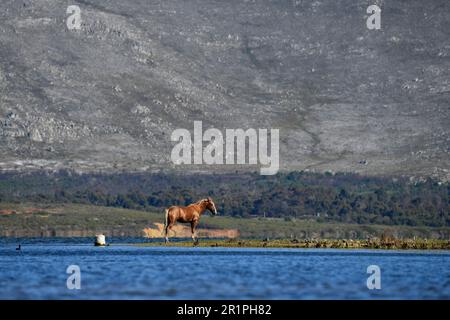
[16,244,21,251]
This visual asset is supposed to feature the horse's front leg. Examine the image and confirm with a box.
[191,221,199,244]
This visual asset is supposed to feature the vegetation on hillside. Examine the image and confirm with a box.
[0,171,448,228]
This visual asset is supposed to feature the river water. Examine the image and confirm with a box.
[0,238,449,299]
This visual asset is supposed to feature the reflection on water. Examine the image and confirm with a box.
[0,238,449,299]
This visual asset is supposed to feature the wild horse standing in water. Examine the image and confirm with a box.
[163,197,218,243]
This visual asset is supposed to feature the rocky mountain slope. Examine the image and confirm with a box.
[0,0,449,180]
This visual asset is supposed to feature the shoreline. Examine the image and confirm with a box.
[1,237,449,250]
[136,238,450,250]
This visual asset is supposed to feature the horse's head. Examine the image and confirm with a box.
[204,197,218,215]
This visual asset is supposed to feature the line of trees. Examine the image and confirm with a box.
[0,171,448,227]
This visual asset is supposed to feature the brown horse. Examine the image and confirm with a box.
[163,197,218,243]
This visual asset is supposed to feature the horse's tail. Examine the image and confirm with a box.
[162,208,169,236]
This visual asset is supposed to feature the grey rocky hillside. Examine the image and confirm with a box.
[0,0,449,180]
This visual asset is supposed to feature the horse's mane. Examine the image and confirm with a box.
[187,199,207,207]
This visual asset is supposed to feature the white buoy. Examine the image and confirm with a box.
[95,234,106,246]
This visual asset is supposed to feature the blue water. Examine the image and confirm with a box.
[0,238,449,299]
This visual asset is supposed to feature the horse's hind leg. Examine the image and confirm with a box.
[164,225,169,243]
[165,223,175,243]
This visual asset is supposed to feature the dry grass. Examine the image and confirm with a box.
[139,238,450,250]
